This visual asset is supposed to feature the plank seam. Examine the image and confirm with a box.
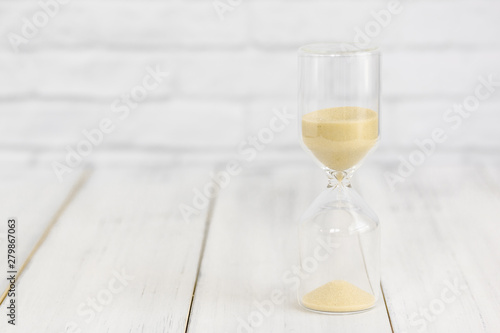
[381,282,395,333]
[183,180,220,333]
[0,169,93,305]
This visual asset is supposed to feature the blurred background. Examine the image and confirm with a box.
[1,2,500,332]
[1,0,499,170]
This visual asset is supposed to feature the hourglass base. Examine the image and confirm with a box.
[299,280,376,315]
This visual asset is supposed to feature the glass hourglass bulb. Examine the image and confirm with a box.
[297,43,381,314]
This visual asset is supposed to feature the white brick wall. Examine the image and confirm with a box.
[1,0,499,157]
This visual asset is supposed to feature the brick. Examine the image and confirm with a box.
[249,1,500,47]
[1,48,499,99]
[176,50,295,98]
[2,48,499,99]
[244,99,297,148]
[179,49,500,98]
[380,98,500,150]
[249,1,387,46]
[379,1,500,47]
[384,50,500,97]
[0,100,245,149]
[0,2,248,50]
[0,50,174,97]
[109,100,245,148]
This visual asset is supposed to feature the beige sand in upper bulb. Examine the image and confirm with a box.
[302,280,375,312]
[302,106,378,171]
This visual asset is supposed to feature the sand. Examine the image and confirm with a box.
[302,106,378,171]
[302,280,375,312]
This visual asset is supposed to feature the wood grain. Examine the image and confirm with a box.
[0,154,499,332]
[0,165,86,299]
[358,158,500,333]
[0,163,216,333]
[187,164,392,333]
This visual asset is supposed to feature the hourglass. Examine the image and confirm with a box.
[297,43,380,314]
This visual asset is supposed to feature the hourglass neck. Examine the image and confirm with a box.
[326,170,353,188]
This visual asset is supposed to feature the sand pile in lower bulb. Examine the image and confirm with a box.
[302,280,375,312]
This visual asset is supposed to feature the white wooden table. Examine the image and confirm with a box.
[0,151,499,333]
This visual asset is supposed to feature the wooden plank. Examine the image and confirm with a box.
[0,163,86,297]
[0,163,214,332]
[358,157,500,333]
[187,164,392,333]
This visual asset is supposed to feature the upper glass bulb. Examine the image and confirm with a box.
[298,43,380,174]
